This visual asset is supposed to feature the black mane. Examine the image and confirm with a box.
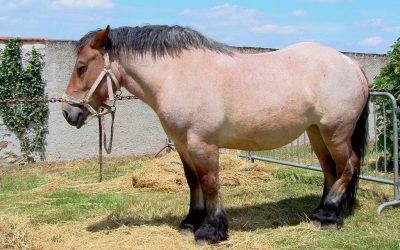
[77,25,232,58]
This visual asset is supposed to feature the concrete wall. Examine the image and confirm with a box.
[43,40,167,161]
[0,40,167,162]
[0,40,388,162]
[234,46,387,84]
[344,52,387,84]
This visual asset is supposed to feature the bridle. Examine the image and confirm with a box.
[63,52,120,182]
[62,52,120,119]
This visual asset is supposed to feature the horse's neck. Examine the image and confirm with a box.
[119,54,172,111]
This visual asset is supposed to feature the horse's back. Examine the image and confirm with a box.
[156,42,368,151]
[218,42,368,150]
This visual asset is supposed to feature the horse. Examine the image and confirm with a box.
[62,25,369,244]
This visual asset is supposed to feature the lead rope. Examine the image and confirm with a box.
[102,108,115,154]
[98,116,104,182]
[97,108,116,182]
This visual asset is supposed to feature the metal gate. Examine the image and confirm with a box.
[240,92,399,213]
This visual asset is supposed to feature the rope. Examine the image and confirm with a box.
[154,143,175,157]
[97,109,116,182]
[102,110,115,154]
[98,116,103,182]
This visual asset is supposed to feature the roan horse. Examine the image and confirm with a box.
[62,25,369,244]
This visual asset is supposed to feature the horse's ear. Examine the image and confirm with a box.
[90,25,110,49]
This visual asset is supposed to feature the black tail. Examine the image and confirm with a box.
[346,95,369,213]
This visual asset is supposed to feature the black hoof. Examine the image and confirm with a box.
[180,207,206,233]
[194,223,227,244]
[194,213,228,244]
[310,201,343,229]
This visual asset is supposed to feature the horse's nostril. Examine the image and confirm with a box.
[62,104,86,127]
[62,110,69,120]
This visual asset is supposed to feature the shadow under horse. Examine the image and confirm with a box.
[86,195,321,232]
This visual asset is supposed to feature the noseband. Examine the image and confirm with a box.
[63,52,120,118]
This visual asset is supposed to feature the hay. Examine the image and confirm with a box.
[0,214,269,250]
[131,150,271,192]
[0,216,31,249]
[132,153,185,192]
[0,216,202,250]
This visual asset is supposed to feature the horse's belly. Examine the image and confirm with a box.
[219,122,310,151]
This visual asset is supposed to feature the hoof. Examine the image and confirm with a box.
[194,222,228,244]
[192,209,228,244]
[310,201,344,229]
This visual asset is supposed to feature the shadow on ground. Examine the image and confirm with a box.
[87,194,321,232]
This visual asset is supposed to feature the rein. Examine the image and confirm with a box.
[63,52,120,182]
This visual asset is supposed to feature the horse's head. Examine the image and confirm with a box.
[62,26,120,128]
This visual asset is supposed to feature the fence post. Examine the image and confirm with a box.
[247,151,254,163]
[376,92,400,213]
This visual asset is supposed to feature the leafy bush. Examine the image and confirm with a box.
[370,38,400,170]
[0,39,48,161]
[372,38,400,98]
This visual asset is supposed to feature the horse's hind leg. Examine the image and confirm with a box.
[306,125,337,213]
[176,148,206,235]
[311,125,360,229]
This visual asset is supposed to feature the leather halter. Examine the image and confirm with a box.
[62,52,120,119]
[63,52,120,182]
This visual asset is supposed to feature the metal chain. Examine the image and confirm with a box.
[0,89,389,105]
[0,95,138,105]
[369,88,388,92]
[116,95,139,100]
[0,97,64,104]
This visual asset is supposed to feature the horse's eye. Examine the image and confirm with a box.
[77,65,87,76]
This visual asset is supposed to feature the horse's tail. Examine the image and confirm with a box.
[346,94,369,213]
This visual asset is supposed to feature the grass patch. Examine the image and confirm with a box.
[0,151,399,249]
[272,168,324,187]
[6,189,133,224]
[61,160,143,183]
[0,174,47,192]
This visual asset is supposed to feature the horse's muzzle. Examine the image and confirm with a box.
[62,104,87,129]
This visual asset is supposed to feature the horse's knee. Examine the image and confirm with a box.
[199,173,220,196]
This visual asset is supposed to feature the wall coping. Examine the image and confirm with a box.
[0,38,387,57]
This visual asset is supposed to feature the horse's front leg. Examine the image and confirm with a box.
[187,141,228,244]
[177,150,206,235]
